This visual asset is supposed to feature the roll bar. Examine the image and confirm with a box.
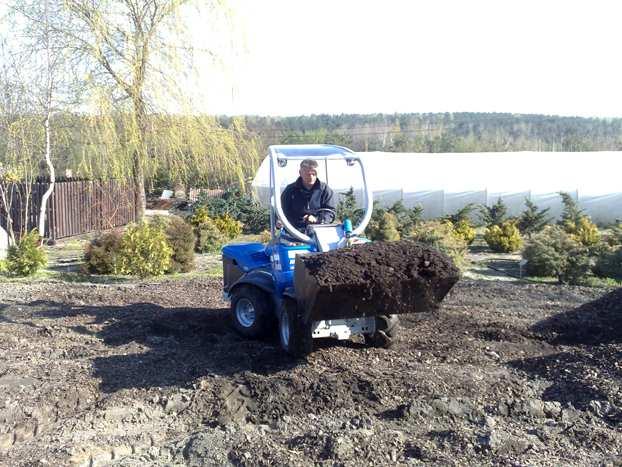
[269,144,374,243]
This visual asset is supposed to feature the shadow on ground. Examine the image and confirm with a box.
[507,288,622,416]
[31,300,301,392]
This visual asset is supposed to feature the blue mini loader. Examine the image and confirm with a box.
[222,144,398,357]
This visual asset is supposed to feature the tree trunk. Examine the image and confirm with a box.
[38,110,55,237]
[133,152,146,220]
[132,95,148,221]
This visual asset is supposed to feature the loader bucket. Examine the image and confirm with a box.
[294,240,460,322]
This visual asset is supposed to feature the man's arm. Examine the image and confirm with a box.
[318,185,336,223]
[279,186,291,228]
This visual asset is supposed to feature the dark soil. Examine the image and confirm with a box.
[298,241,460,319]
[0,278,621,466]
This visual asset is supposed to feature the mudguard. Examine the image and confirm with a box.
[227,268,275,297]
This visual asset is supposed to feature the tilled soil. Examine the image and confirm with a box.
[0,278,620,466]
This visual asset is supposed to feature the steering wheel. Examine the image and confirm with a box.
[311,208,336,224]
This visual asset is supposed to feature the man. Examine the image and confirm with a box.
[280,159,335,231]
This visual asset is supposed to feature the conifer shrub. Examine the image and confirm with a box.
[214,214,243,240]
[410,220,467,269]
[518,199,551,236]
[484,221,523,253]
[388,201,423,237]
[259,230,272,244]
[522,225,592,284]
[6,230,47,277]
[367,211,400,241]
[83,230,123,274]
[336,187,364,225]
[163,216,195,273]
[195,187,269,234]
[452,219,476,245]
[189,206,211,227]
[114,223,172,278]
[479,198,508,227]
[365,201,422,240]
[593,246,622,280]
[195,217,227,253]
[564,216,601,248]
[557,191,601,247]
[605,224,622,247]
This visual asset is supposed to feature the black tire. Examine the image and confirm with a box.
[364,314,400,349]
[230,285,273,339]
[279,297,312,357]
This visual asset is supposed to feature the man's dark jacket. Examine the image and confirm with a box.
[281,177,335,230]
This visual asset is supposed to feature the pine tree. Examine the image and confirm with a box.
[479,198,507,227]
[518,199,551,236]
[558,192,585,227]
[336,187,364,225]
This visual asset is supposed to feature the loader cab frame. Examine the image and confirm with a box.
[222,144,394,357]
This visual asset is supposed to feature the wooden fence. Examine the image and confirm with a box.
[0,180,136,240]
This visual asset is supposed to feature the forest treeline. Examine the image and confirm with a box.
[238,112,622,153]
[3,112,621,191]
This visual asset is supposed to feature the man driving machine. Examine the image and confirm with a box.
[280,159,335,231]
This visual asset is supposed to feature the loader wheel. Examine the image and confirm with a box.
[279,298,312,358]
[230,285,272,339]
[364,314,399,349]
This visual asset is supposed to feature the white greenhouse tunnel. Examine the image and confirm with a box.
[252,151,622,225]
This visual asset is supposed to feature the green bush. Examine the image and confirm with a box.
[558,192,584,226]
[479,198,508,227]
[188,206,211,227]
[563,216,601,248]
[366,201,423,240]
[259,229,272,244]
[195,216,227,253]
[6,230,47,277]
[522,225,592,284]
[0,259,7,274]
[83,230,123,274]
[214,214,242,240]
[605,224,622,247]
[164,216,195,273]
[484,221,523,253]
[366,211,400,241]
[410,220,467,269]
[114,222,172,278]
[593,246,622,280]
[444,204,477,225]
[195,187,269,234]
[452,219,476,245]
[518,199,551,236]
[336,187,365,226]
[388,201,423,237]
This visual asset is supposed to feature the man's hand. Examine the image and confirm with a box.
[303,214,318,224]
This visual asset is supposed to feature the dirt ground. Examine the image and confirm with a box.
[0,274,620,466]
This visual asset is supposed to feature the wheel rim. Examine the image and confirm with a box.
[235,298,256,328]
[280,307,290,348]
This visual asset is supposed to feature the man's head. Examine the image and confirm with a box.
[299,159,318,189]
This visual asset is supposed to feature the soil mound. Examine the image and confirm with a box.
[296,240,460,320]
[534,287,622,345]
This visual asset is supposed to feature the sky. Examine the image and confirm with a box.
[194,0,622,118]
